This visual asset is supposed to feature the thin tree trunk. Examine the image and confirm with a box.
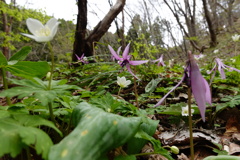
[202,0,217,47]
[72,0,87,61]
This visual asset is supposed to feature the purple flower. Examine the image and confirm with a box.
[75,54,88,64]
[154,52,211,122]
[152,54,166,66]
[208,58,240,79]
[108,43,148,79]
[111,47,121,61]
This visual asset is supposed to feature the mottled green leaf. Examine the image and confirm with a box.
[49,102,142,160]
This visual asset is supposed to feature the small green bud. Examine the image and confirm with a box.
[170,146,179,154]
[46,72,51,80]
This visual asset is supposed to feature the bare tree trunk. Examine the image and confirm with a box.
[227,0,235,30]
[209,0,219,34]
[202,0,217,47]
[72,0,126,61]
[72,0,87,61]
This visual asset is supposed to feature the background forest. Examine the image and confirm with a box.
[1,0,240,62]
[1,0,240,160]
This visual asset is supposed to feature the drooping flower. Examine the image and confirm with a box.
[232,34,240,42]
[108,43,148,79]
[182,105,194,116]
[208,58,240,79]
[21,18,60,42]
[152,54,166,66]
[154,52,211,122]
[75,54,89,64]
[117,76,131,88]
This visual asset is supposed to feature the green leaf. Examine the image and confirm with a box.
[89,92,123,112]
[12,114,62,136]
[6,61,50,78]
[9,46,32,61]
[145,78,162,93]
[0,51,8,66]
[126,118,159,154]
[134,129,173,160]
[0,118,53,159]
[0,78,79,106]
[49,102,142,160]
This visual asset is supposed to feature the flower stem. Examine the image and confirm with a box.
[118,87,122,96]
[235,43,237,56]
[1,68,11,105]
[188,87,194,160]
[47,42,54,90]
[48,102,57,125]
[46,42,56,125]
[133,66,139,108]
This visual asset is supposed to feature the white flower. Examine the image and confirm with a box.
[230,58,236,63]
[194,54,205,60]
[117,76,131,88]
[232,34,240,42]
[181,105,194,116]
[213,49,219,54]
[83,56,88,61]
[22,18,60,42]
[168,59,174,67]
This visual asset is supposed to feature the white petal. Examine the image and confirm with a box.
[46,18,58,29]
[50,23,60,37]
[35,36,53,42]
[26,18,44,36]
[21,33,38,40]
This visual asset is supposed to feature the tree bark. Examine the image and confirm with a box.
[72,0,87,61]
[73,0,126,61]
[227,0,235,30]
[202,0,217,47]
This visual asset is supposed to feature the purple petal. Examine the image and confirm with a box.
[129,60,148,66]
[158,61,166,66]
[152,55,166,66]
[202,77,212,105]
[126,64,139,79]
[122,43,130,59]
[224,64,240,73]
[108,45,121,61]
[207,63,217,74]
[80,53,85,59]
[215,58,226,79]
[117,46,122,54]
[154,74,186,107]
[75,54,81,60]
[189,53,210,122]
